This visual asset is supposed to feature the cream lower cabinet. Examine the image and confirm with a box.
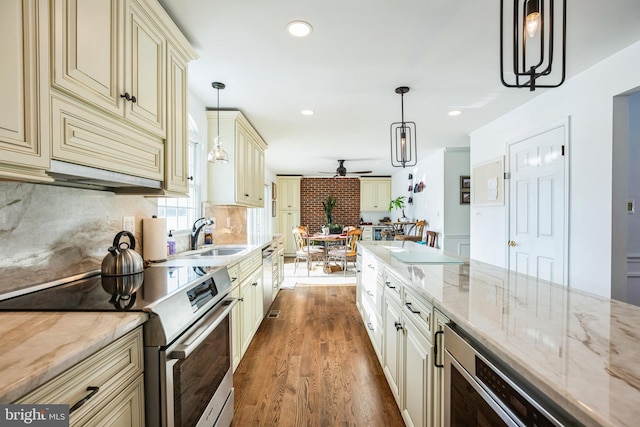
[0,0,52,183]
[16,327,145,427]
[383,291,403,405]
[239,268,263,356]
[367,261,437,427]
[432,309,448,427]
[279,210,301,256]
[277,176,302,256]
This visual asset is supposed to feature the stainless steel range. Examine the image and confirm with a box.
[0,264,237,427]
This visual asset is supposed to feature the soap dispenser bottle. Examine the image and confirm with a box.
[167,230,176,256]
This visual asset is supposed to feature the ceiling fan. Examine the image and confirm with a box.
[319,160,373,177]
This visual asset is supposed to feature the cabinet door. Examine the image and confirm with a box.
[383,295,402,406]
[432,310,448,427]
[74,374,145,427]
[374,179,391,209]
[403,318,433,427]
[234,123,250,204]
[164,44,189,195]
[125,0,166,137]
[360,180,376,210]
[279,211,300,255]
[52,0,122,117]
[253,143,265,206]
[278,177,301,210]
[240,278,256,356]
[252,270,264,331]
[0,0,51,180]
[230,285,241,372]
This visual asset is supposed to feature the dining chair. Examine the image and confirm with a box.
[328,228,362,276]
[292,226,324,276]
[394,220,426,242]
[425,230,437,247]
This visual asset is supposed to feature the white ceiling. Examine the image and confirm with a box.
[158,0,640,177]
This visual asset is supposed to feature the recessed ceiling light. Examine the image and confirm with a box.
[448,110,462,116]
[287,21,312,37]
[301,109,315,116]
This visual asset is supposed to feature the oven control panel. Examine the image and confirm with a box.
[187,278,218,312]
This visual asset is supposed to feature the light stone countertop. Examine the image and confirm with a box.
[359,240,640,427]
[0,235,279,403]
[0,311,147,403]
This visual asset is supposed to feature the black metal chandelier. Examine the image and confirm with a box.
[500,0,566,91]
[390,86,417,168]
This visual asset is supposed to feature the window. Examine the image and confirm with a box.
[157,115,202,233]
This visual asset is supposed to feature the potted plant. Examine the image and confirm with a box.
[388,196,408,221]
[322,195,337,229]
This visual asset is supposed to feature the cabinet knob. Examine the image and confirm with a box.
[120,92,136,103]
[394,321,403,331]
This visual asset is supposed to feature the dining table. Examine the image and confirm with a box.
[308,233,348,273]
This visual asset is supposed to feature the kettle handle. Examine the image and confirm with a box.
[113,230,136,250]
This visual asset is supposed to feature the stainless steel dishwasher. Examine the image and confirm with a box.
[262,245,275,317]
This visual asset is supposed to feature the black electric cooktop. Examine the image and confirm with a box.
[0,265,225,312]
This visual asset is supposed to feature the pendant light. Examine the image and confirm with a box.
[500,0,566,91]
[390,86,417,168]
[208,82,229,164]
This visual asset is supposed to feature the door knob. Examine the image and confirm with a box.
[508,240,517,247]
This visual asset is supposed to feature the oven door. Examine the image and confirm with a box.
[443,324,566,427]
[164,298,237,427]
[444,347,515,427]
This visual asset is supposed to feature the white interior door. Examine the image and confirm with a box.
[508,122,568,285]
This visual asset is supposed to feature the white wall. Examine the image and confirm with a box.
[391,148,469,253]
[470,40,640,298]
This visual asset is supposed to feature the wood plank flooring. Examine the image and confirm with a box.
[232,286,405,426]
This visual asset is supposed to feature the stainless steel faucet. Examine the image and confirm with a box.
[191,217,214,250]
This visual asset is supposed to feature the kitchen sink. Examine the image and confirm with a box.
[198,247,246,256]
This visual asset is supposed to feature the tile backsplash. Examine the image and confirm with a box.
[0,182,156,294]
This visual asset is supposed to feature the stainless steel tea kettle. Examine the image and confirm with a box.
[101,231,144,277]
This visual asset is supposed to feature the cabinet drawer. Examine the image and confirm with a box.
[17,328,144,422]
[403,288,432,339]
[227,263,240,287]
[384,269,403,304]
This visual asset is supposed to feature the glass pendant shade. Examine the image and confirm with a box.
[208,137,229,164]
[208,81,229,164]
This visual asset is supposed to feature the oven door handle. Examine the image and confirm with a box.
[169,298,237,360]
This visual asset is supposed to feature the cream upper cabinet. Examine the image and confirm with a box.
[278,176,301,211]
[0,0,52,183]
[206,111,267,207]
[360,178,391,211]
[50,0,197,191]
[52,0,165,138]
[163,43,189,195]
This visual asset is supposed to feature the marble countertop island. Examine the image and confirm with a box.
[359,240,640,427]
[0,311,147,403]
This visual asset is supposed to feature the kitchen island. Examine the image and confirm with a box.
[359,240,640,427]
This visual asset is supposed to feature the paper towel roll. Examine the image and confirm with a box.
[143,217,167,262]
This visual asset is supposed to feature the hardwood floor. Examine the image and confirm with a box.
[232,286,405,426]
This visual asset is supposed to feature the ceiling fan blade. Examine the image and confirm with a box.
[351,170,373,174]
